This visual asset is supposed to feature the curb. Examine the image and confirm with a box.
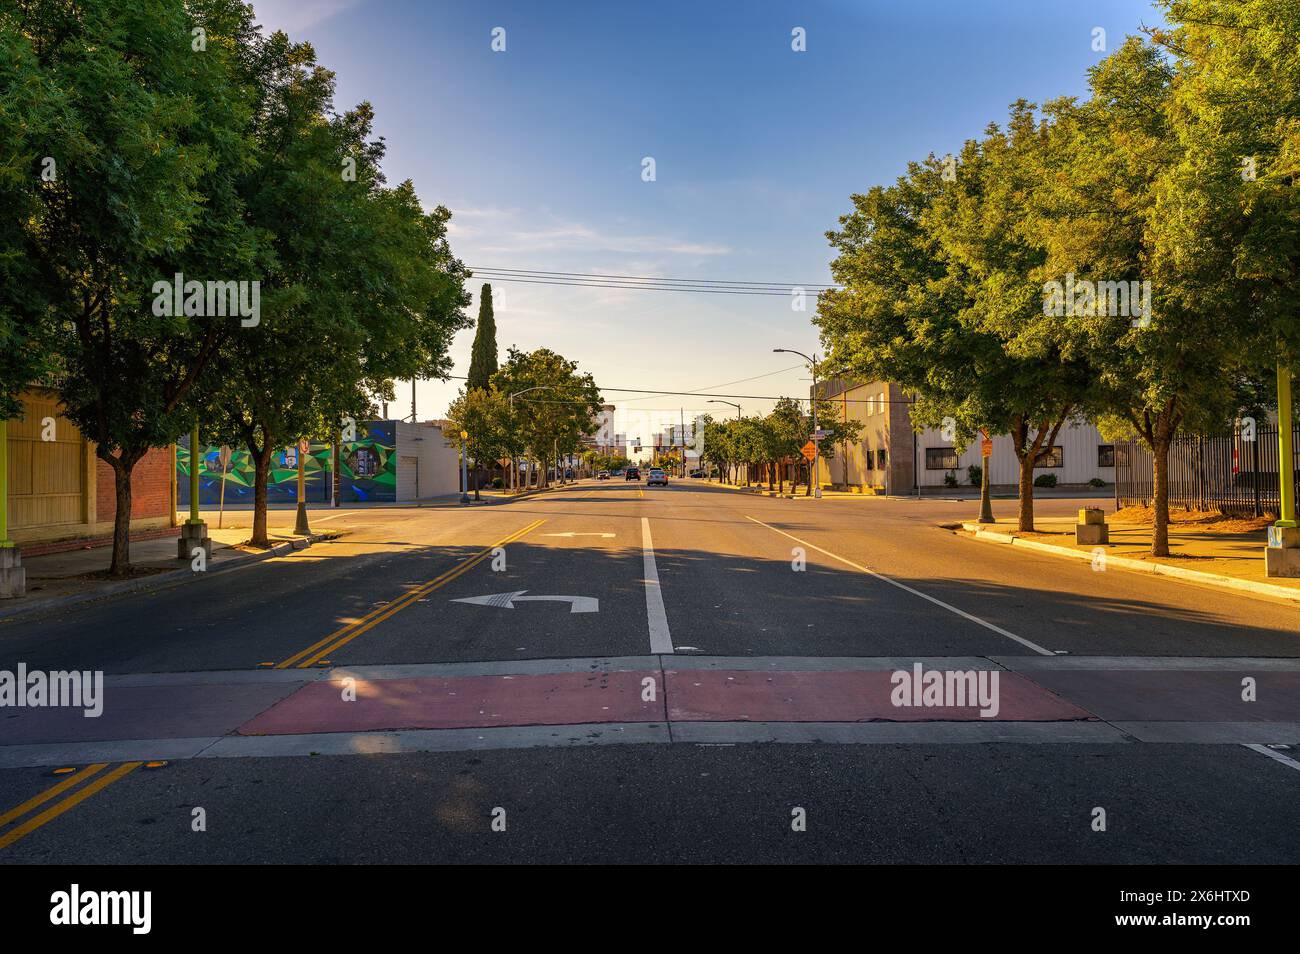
[0,530,342,625]
[956,523,1300,606]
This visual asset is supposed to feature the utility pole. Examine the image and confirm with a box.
[411,379,417,424]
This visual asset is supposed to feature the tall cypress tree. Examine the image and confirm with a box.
[467,283,498,391]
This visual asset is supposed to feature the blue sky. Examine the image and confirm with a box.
[252,0,1166,437]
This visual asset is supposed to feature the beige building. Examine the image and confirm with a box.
[817,379,1115,494]
[4,388,176,551]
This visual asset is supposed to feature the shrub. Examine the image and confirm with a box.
[967,464,982,486]
[943,471,959,488]
[491,476,503,489]
[1034,473,1058,488]
[1088,477,1107,488]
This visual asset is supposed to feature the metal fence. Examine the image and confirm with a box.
[1115,424,1300,516]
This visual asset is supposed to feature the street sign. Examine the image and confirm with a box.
[811,429,831,441]
[801,441,817,462]
[981,437,993,456]
[451,590,599,613]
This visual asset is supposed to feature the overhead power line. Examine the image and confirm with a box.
[471,266,840,288]
[445,374,901,405]
[468,267,841,296]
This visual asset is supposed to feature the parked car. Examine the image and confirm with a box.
[565,468,574,479]
[647,468,668,486]
[689,469,704,478]
[611,469,623,477]
[597,471,610,480]
[625,467,640,480]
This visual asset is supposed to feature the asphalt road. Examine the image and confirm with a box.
[0,478,1298,864]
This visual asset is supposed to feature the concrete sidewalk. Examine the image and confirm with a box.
[957,514,1300,603]
[2,524,329,623]
[707,480,1110,502]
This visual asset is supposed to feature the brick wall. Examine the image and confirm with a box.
[96,446,174,524]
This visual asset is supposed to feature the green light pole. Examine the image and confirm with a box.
[1276,360,1296,529]
[188,423,201,525]
[179,423,211,563]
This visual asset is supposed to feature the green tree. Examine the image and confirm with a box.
[8,0,262,573]
[446,385,513,500]
[491,348,603,490]
[766,397,805,494]
[466,283,499,392]
[1036,38,1251,555]
[818,111,1096,531]
[196,28,468,546]
[1146,0,1300,539]
[808,396,863,495]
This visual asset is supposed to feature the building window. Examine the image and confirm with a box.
[1035,445,1064,468]
[1097,444,1115,468]
[926,447,958,470]
[877,447,887,470]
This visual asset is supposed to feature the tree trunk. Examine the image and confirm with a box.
[1151,438,1171,557]
[108,458,133,577]
[1017,454,1036,533]
[472,465,480,501]
[249,442,272,548]
[805,460,812,496]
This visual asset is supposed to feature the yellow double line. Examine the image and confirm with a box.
[0,762,142,851]
[276,518,546,669]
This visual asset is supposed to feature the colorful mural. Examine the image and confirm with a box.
[176,424,397,506]
[334,421,395,502]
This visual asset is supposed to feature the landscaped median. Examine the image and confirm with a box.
[951,507,1300,605]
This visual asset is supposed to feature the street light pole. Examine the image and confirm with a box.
[773,348,821,498]
[459,429,471,504]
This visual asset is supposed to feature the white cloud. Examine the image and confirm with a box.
[448,206,731,257]
[249,0,364,35]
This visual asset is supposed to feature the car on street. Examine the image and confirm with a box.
[597,471,610,480]
[646,468,668,486]
[625,467,640,480]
